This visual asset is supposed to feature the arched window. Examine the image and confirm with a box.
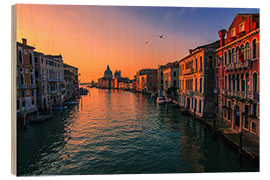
[29,52,33,65]
[252,39,257,59]
[240,44,245,60]
[241,74,245,92]
[228,50,232,64]
[232,75,235,91]
[253,72,258,92]
[236,74,240,91]
[236,47,239,63]
[225,76,227,90]
[200,78,202,92]
[30,74,34,85]
[245,42,250,60]
[246,73,249,92]
[224,51,227,65]
[20,73,24,85]
[232,48,235,63]
[195,79,197,91]
[195,58,198,72]
[200,56,202,71]
[229,75,231,90]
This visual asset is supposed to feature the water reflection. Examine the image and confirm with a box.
[17,88,258,175]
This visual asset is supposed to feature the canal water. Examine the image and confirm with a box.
[17,88,259,175]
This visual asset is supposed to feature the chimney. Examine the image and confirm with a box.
[22,38,27,45]
[218,29,227,47]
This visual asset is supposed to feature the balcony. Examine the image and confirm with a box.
[225,60,251,71]
[226,90,259,102]
[182,68,194,75]
[185,89,193,96]
[225,64,234,71]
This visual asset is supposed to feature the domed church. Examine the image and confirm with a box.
[104,65,113,79]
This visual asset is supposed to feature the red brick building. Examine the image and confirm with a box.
[215,13,260,137]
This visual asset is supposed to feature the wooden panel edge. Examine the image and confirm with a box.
[11,4,17,176]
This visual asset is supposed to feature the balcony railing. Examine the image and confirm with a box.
[182,68,194,75]
[225,90,259,102]
[225,60,251,71]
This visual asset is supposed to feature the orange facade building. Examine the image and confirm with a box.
[17,39,37,115]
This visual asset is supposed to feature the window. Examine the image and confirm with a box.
[199,100,201,113]
[195,79,197,91]
[173,71,176,77]
[252,39,257,59]
[31,100,35,105]
[244,116,249,129]
[253,73,258,92]
[225,76,227,90]
[245,42,250,60]
[228,50,232,64]
[30,74,34,85]
[31,90,34,96]
[20,74,24,86]
[200,78,202,92]
[232,48,235,63]
[29,52,33,65]
[246,73,249,92]
[195,58,197,71]
[35,57,38,64]
[17,100,20,110]
[252,122,257,133]
[229,75,231,90]
[240,23,245,32]
[253,103,257,116]
[200,56,202,71]
[236,47,239,62]
[241,74,245,92]
[41,58,43,64]
[236,74,240,91]
[18,48,23,63]
[21,90,25,98]
[173,80,176,87]
[232,75,235,91]
[231,28,236,37]
[224,52,227,65]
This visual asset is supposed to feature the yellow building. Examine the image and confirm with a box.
[178,41,220,118]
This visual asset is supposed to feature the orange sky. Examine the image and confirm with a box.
[17,4,252,82]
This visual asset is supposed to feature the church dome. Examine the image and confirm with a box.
[104,65,113,79]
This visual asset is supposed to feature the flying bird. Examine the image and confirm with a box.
[158,34,164,38]
[145,41,149,44]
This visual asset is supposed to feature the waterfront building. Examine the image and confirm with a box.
[158,61,179,98]
[136,69,157,93]
[34,51,50,111]
[64,63,79,100]
[44,54,65,106]
[157,65,166,96]
[178,40,220,118]
[215,13,260,137]
[97,65,114,89]
[17,38,37,115]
